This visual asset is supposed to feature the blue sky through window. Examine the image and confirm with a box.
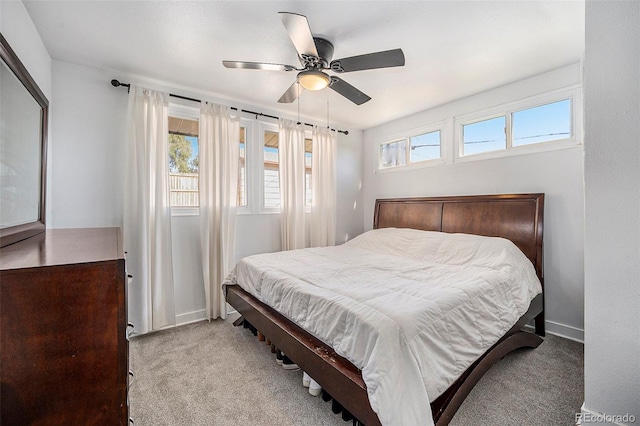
[410,131,440,162]
[513,99,570,146]
[463,98,571,156]
[463,116,506,155]
[186,136,198,162]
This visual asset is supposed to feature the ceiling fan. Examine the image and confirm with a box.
[222,12,405,105]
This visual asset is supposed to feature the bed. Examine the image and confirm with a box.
[224,193,545,425]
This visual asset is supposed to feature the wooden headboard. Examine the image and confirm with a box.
[373,194,544,283]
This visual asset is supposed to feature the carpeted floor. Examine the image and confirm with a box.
[129,318,583,425]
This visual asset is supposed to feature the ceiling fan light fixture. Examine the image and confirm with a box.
[297,70,330,91]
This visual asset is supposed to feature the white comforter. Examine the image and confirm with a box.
[223,228,542,426]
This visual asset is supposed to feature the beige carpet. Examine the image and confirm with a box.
[129,318,583,425]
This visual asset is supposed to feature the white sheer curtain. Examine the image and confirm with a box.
[199,102,240,320]
[278,118,307,250]
[310,126,337,247]
[124,86,175,334]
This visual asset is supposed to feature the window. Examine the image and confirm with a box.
[165,111,321,214]
[512,99,571,146]
[410,130,441,163]
[378,128,442,170]
[379,140,407,169]
[458,96,575,159]
[262,130,313,209]
[238,127,247,207]
[168,116,199,207]
[462,116,506,156]
[305,139,312,207]
[263,130,280,208]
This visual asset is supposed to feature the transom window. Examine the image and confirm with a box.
[410,131,441,163]
[462,116,506,156]
[378,129,441,170]
[379,140,407,169]
[376,88,578,173]
[512,99,571,147]
[460,98,572,157]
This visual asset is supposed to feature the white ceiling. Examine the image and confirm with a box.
[24,1,584,131]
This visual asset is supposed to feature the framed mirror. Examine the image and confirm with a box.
[0,34,48,247]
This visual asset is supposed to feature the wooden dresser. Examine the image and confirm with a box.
[0,228,129,425]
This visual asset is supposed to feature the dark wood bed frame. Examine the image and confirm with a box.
[226,193,545,425]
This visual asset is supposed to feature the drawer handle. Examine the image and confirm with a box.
[129,370,135,387]
[126,323,135,340]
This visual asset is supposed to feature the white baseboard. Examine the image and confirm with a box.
[175,309,207,326]
[546,320,584,343]
[524,320,584,343]
[176,308,239,326]
[225,302,238,317]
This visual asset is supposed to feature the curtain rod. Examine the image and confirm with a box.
[110,79,348,135]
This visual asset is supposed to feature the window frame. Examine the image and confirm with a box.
[454,85,581,163]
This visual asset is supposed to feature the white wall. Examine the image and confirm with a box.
[0,2,51,100]
[583,0,640,423]
[50,60,128,228]
[1,1,52,224]
[363,64,585,341]
[49,59,364,325]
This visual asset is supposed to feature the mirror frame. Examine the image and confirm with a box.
[0,34,49,247]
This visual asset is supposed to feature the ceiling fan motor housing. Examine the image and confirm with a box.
[302,37,334,69]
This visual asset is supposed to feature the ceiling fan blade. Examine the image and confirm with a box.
[223,61,296,71]
[278,81,303,103]
[329,77,371,105]
[278,12,319,60]
[330,48,405,73]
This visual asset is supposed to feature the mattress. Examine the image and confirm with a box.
[223,228,542,426]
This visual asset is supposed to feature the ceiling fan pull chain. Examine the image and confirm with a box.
[326,94,330,129]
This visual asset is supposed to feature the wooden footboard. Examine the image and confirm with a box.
[226,284,380,425]
[430,294,543,424]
